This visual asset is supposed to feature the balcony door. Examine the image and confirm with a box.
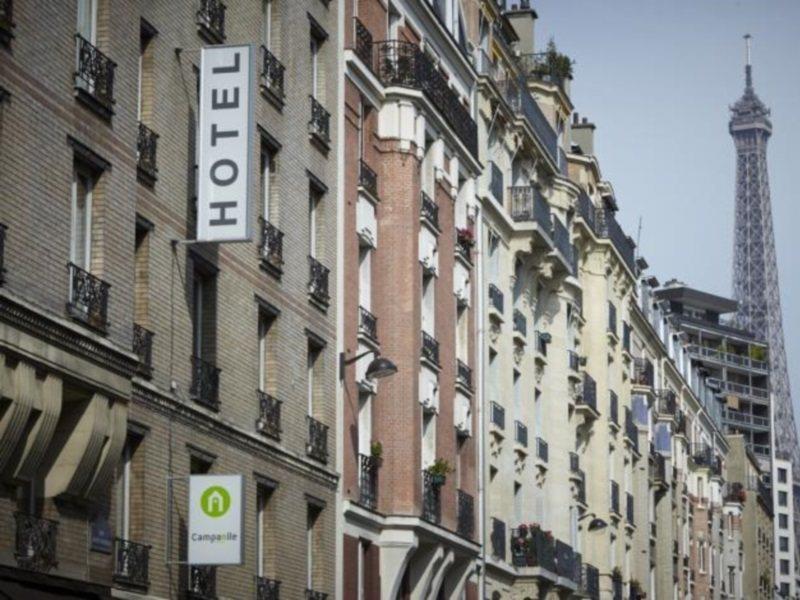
[70,168,93,271]
[76,0,97,43]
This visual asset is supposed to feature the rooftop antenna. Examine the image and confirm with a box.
[636,216,643,251]
[744,34,753,89]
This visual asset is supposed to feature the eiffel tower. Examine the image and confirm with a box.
[730,35,799,475]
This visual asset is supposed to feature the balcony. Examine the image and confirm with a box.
[609,391,619,426]
[576,191,597,234]
[256,391,282,440]
[456,359,472,390]
[686,343,768,372]
[577,372,598,414]
[305,590,327,600]
[420,191,439,229]
[255,576,281,600]
[489,161,503,203]
[491,518,507,561]
[359,306,378,343]
[514,421,528,448]
[188,565,216,600]
[656,389,677,417]
[707,377,769,401]
[67,262,110,332]
[308,256,330,306]
[422,470,442,524]
[513,309,527,338]
[510,526,555,570]
[359,159,378,199]
[0,222,6,284]
[457,490,474,539]
[133,324,154,378]
[596,208,637,276]
[359,453,379,510]
[488,283,504,316]
[373,41,477,157]
[421,331,440,366]
[551,216,573,271]
[137,122,158,183]
[554,540,579,582]
[353,18,373,67]
[581,563,600,600]
[455,228,474,263]
[502,78,558,164]
[74,34,116,116]
[196,0,226,43]
[260,46,285,104]
[722,408,770,429]
[309,96,331,146]
[490,401,505,430]
[626,493,635,527]
[509,186,551,233]
[690,444,714,468]
[536,437,548,463]
[113,538,150,589]
[0,0,13,45]
[725,482,746,503]
[632,357,654,388]
[610,481,620,515]
[190,356,220,410]
[14,513,57,572]
[306,416,328,463]
[260,220,284,275]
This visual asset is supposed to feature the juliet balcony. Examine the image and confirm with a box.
[14,512,58,573]
[359,306,378,344]
[359,453,379,510]
[137,122,158,184]
[113,538,150,589]
[306,416,328,463]
[309,96,331,146]
[308,256,330,307]
[67,262,110,332]
[256,391,282,440]
[632,357,654,388]
[133,323,154,378]
[422,470,442,525]
[74,34,116,117]
[260,45,285,105]
[372,40,478,157]
[509,186,552,237]
[196,0,226,44]
[188,565,216,600]
[457,489,474,539]
[421,330,440,366]
[255,576,281,600]
[260,219,284,276]
[190,356,220,411]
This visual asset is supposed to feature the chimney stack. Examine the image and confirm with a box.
[571,113,596,156]
[504,2,538,55]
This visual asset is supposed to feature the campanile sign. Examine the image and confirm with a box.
[188,475,244,565]
[197,45,254,242]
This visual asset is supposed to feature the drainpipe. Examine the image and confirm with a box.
[475,203,487,598]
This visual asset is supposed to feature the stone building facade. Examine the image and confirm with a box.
[0,0,339,598]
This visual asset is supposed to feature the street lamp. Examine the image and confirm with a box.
[339,349,398,381]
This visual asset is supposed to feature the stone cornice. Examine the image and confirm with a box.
[132,381,339,490]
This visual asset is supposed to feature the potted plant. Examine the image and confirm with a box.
[456,227,475,248]
[370,440,383,460]
[426,458,453,486]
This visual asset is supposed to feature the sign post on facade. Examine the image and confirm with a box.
[188,474,244,565]
[197,44,254,243]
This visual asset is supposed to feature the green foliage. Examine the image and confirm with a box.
[370,441,383,459]
[427,458,454,477]
[539,39,574,81]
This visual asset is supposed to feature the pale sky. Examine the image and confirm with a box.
[530,1,800,426]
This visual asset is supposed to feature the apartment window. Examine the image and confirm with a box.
[778,468,788,483]
[358,392,372,455]
[116,431,144,543]
[307,339,322,416]
[190,451,213,475]
[192,259,217,365]
[421,274,435,335]
[261,146,275,222]
[133,219,151,326]
[780,559,790,575]
[256,482,277,578]
[781,583,790,597]
[308,17,327,101]
[388,3,401,39]
[257,309,276,393]
[779,490,788,507]
[779,513,789,529]
[780,536,789,552]
[70,166,95,271]
[137,21,156,122]
[261,0,273,49]
[699,541,706,572]
[76,0,98,43]
[306,501,324,593]
[358,248,372,310]
[513,482,522,525]
[421,412,436,469]
[727,514,733,539]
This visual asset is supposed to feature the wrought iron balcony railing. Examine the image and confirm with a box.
[359,306,378,342]
[656,389,677,416]
[455,228,473,262]
[196,0,226,42]
[308,256,330,305]
[491,518,506,560]
[632,357,654,387]
[188,565,216,600]
[67,262,110,332]
[353,18,373,67]
[579,372,597,412]
[373,41,477,157]
[0,222,6,285]
[359,453,379,510]
[513,309,527,337]
[686,343,768,372]
[596,208,637,276]
[502,77,558,163]
[359,159,378,198]
[422,470,442,524]
[0,0,13,44]
[509,186,551,231]
[511,526,555,570]
[133,324,154,378]
[113,538,150,588]
[256,391,281,440]
[14,513,57,572]
[576,191,597,233]
[74,34,116,111]
[488,283,504,314]
[421,330,440,366]
[137,122,158,182]
[691,444,714,468]
[420,191,438,228]
[581,563,600,600]
[609,391,619,425]
[650,451,666,482]
[255,576,281,600]
[552,216,573,269]
[306,416,328,463]
[457,489,474,539]
[515,421,528,447]
[456,359,472,389]
[260,220,284,273]
[626,493,634,526]
[610,481,620,514]
[309,96,331,144]
[305,590,327,600]
[517,52,569,92]
[260,45,285,101]
[554,540,578,581]
[190,356,220,410]
[536,437,548,463]
[490,401,505,430]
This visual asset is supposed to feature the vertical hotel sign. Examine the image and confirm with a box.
[188,475,244,565]
[197,45,254,242]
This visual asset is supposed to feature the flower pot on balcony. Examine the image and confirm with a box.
[430,473,446,486]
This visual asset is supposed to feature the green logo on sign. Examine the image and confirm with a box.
[200,485,231,518]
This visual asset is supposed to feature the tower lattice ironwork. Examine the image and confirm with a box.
[729,36,799,474]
